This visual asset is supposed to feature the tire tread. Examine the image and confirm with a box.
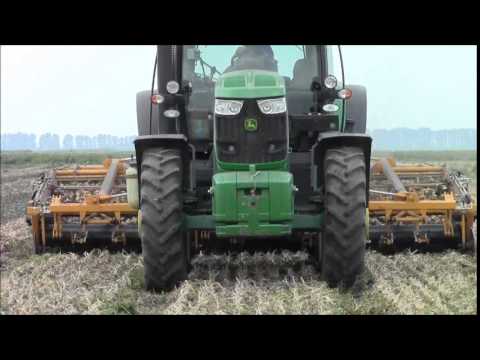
[141,147,188,292]
[321,146,367,288]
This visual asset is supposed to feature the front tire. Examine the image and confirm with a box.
[140,147,188,292]
[321,146,367,288]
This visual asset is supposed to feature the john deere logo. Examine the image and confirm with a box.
[244,118,258,132]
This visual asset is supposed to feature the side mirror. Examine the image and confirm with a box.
[310,76,323,92]
[186,48,200,61]
[182,81,193,96]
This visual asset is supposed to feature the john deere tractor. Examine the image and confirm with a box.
[132,45,371,291]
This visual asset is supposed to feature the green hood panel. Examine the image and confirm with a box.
[215,70,286,99]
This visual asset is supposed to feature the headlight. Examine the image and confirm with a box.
[215,99,244,116]
[151,94,164,104]
[324,75,338,89]
[322,104,339,113]
[164,109,180,118]
[166,81,180,94]
[257,97,286,115]
[337,88,352,100]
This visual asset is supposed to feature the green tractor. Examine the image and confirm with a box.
[132,45,371,291]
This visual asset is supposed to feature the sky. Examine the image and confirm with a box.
[1,45,477,137]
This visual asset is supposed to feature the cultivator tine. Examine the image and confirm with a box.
[380,229,394,248]
[111,224,127,246]
[413,229,430,245]
[73,223,88,244]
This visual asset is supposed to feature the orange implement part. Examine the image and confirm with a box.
[55,175,107,181]
[54,159,126,177]
[27,206,40,216]
[390,166,444,173]
[369,193,457,212]
[27,207,42,249]
[49,201,137,215]
[55,169,109,176]
[371,158,444,175]
[26,158,137,248]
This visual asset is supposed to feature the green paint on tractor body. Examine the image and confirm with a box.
[212,69,297,237]
[215,70,286,99]
[212,170,294,237]
[214,69,288,174]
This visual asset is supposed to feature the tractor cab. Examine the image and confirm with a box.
[182,45,351,157]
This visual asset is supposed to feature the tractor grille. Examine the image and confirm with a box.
[215,99,288,164]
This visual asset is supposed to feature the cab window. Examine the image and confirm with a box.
[182,45,321,114]
[325,45,344,89]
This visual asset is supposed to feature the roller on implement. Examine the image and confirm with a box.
[25,45,477,292]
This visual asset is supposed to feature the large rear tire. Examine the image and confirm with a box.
[321,146,367,288]
[472,219,477,256]
[136,90,160,135]
[140,147,188,292]
[345,85,367,134]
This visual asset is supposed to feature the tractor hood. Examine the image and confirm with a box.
[215,70,286,99]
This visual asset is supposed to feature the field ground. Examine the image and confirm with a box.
[0,151,477,315]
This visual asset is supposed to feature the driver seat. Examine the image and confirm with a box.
[291,58,315,89]
[287,58,316,115]
[224,46,278,73]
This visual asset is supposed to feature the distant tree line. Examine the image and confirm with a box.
[0,129,476,151]
[1,133,136,151]
[368,128,477,151]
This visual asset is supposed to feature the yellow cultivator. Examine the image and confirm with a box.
[26,158,139,253]
[368,157,476,251]
[26,156,477,253]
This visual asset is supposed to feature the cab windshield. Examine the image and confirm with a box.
[183,45,320,86]
[182,45,338,115]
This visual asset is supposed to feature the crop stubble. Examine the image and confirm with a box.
[0,161,476,315]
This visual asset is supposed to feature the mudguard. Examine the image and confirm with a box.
[311,132,372,202]
[134,135,189,166]
[134,134,192,198]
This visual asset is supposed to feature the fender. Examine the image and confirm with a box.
[134,134,192,200]
[311,131,372,202]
